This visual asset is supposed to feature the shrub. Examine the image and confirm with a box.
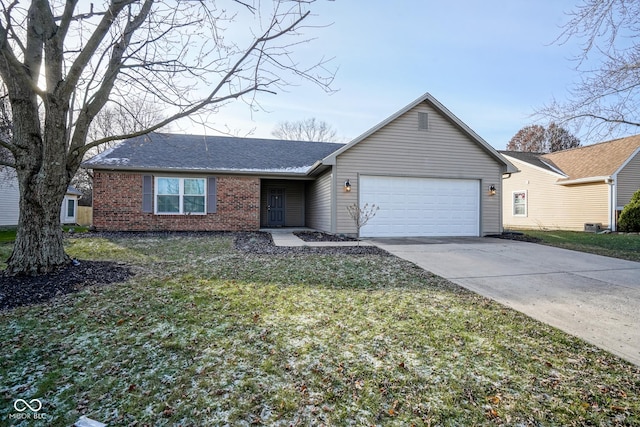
[618,189,640,232]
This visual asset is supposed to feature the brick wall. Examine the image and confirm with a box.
[93,171,260,231]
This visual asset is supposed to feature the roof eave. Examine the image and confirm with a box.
[84,164,313,178]
[556,176,612,185]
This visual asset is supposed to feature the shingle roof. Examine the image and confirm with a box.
[498,151,563,175]
[541,134,640,181]
[500,134,640,181]
[83,133,345,175]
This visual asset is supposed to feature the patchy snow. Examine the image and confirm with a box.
[83,146,130,166]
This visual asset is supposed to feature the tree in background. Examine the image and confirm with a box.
[0,1,334,276]
[506,123,580,152]
[73,100,166,206]
[540,0,640,137]
[272,118,338,142]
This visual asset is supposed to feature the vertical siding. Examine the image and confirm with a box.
[0,168,20,226]
[503,157,610,230]
[616,150,640,208]
[260,179,306,227]
[306,170,332,232]
[334,102,503,236]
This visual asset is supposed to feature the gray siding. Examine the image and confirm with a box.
[334,102,504,236]
[260,179,306,227]
[616,150,640,208]
[305,170,333,232]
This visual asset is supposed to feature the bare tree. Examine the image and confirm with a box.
[73,100,166,205]
[346,203,379,244]
[506,123,580,152]
[506,125,547,152]
[0,1,334,276]
[272,117,338,141]
[539,0,640,138]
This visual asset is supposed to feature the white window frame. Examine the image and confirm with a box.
[154,177,207,215]
[512,190,527,217]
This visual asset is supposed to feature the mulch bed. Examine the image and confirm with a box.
[0,260,133,311]
[293,231,358,242]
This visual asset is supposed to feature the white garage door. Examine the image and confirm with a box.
[359,176,480,237]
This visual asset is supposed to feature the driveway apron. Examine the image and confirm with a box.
[369,237,640,367]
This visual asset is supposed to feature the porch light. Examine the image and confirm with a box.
[344,180,352,192]
[489,184,496,196]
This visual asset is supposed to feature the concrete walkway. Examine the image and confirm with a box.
[265,228,372,247]
[370,237,640,367]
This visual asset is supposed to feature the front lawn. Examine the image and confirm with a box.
[521,229,640,262]
[1,234,639,426]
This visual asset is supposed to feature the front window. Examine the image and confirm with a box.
[155,177,206,214]
[513,191,527,216]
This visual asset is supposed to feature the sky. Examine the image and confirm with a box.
[173,1,602,149]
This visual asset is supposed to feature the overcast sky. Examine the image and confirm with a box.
[173,1,612,149]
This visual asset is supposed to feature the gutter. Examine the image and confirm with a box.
[555,176,611,185]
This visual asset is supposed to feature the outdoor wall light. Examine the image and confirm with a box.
[344,180,352,192]
[488,184,497,196]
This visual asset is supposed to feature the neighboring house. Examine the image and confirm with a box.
[0,168,83,226]
[83,92,516,237]
[500,134,640,231]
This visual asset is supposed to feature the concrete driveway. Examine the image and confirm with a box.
[369,237,640,366]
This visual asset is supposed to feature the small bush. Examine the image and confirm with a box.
[618,189,640,232]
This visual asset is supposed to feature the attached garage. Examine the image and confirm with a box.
[311,92,517,238]
[359,175,480,237]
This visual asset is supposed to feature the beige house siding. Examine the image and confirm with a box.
[616,149,640,208]
[334,102,504,236]
[305,170,333,232]
[503,157,610,230]
[260,179,306,227]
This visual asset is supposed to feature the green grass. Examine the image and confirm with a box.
[1,234,639,426]
[0,227,89,270]
[521,229,640,262]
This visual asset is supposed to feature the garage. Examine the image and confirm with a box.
[359,175,480,237]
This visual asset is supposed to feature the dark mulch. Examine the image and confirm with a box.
[0,261,133,311]
[487,232,541,243]
[235,231,389,256]
[294,231,358,242]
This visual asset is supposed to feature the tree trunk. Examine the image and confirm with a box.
[5,171,70,276]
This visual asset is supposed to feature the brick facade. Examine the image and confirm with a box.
[93,171,260,231]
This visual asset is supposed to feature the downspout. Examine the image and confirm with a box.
[608,177,616,231]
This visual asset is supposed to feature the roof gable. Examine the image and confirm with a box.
[323,92,517,173]
[83,133,344,175]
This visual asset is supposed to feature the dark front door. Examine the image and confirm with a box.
[268,188,285,226]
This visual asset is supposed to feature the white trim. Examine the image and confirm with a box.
[501,154,566,178]
[154,176,207,215]
[556,176,611,185]
[539,159,569,177]
[512,190,527,217]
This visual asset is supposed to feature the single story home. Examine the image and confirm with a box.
[0,167,83,226]
[500,134,640,231]
[83,92,517,237]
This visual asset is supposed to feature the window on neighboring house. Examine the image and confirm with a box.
[513,191,527,216]
[155,177,206,214]
[66,198,75,218]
